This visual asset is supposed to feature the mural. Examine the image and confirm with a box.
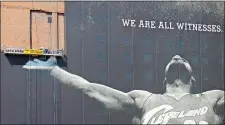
[1,1,224,124]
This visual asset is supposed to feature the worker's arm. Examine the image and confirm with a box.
[50,66,151,112]
[202,90,224,121]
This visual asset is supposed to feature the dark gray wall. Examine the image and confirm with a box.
[1,1,224,124]
[1,55,66,124]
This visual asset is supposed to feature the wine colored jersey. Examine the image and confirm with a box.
[141,93,220,124]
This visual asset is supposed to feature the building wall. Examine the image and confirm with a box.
[1,54,66,124]
[1,2,65,50]
[1,1,224,124]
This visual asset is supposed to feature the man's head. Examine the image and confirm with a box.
[164,55,196,87]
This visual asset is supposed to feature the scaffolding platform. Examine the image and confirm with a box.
[3,48,64,57]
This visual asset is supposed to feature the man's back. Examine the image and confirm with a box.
[141,93,219,124]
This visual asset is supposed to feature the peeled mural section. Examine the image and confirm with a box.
[65,1,224,124]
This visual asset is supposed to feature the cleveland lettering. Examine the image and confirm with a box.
[142,105,208,124]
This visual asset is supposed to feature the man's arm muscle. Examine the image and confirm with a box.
[128,90,152,109]
[50,66,134,111]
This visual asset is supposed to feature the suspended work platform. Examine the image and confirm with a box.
[3,48,64,57]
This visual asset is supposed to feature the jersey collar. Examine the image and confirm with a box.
[165,93,189,101]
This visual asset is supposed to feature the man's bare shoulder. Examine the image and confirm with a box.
[127,90,152,98]
[201,90,224,105]
[202,90,224,98]
[127,90,153,109]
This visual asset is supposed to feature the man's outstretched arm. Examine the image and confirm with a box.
[50,66,135,111]
[23,57,151,113]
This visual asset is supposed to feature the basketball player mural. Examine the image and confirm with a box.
[23,55,224,124]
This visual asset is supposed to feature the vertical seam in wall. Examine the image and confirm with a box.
[35,69,38,124]
[155,1,158,90]
[107,1,111,124]
[200,3,202,93]
[177,1,180,80]
[131,2,135,118]
[27,56,32,124]
[81,1,84,124]
[223,1,225,89]
[39,70,42,123]
[132,2,134,96]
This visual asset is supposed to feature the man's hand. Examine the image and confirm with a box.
[23,57,57,70]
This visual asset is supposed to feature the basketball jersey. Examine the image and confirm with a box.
[141,93,219,124]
